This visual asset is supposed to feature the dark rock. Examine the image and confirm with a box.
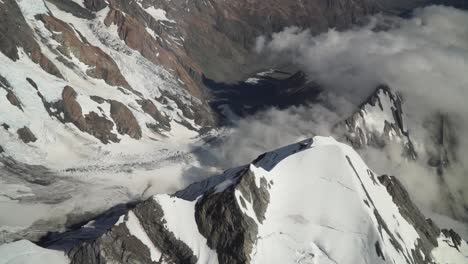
[375,241,385,260]
[378,175,440,263]
[84,112,119,143]
[17,126,37,143]
[84,0,108,11]
[137,99,170,132]
[0,145,4,153]
[236,171,270,223]
[339,85,417,159]
[6,90,23,111]
[26,77,38,90]
[46,0,96,19]
[1,123,9,130]
[62,86,87,128]
[62,86,119,143]
[38,14,130,88]
[110,100,142,139]
[89,95,106,104]
[68,222,155,264]
[441,229,462,250]
[133,199,197,263]
[0,0,63,78]
[68,198,197,264]
[195,168,265,263]
[0,74,11,89]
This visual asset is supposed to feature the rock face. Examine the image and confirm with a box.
[6,90,23,111]
[336,85,467,221]
[17,126,37,143]
[0,0,63,78]
[138,99,171,132]
[84,0,108,11]
[110,100,142,140]
[378,175,441,263]
[194,168,266,264]
[60,137,468,264]
[338,85,417,159]
[38,14,130,88]
[61,86,119,143]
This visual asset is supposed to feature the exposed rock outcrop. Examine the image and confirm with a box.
[6,90,23,111]
[103,6,203,99]
[68,199,197,264]
[38,15,130,88]
[17,126,37,143]
[195,168,270,264]
[109,100,142,140]
[46,0,95,19]
[138,99,171,132]
[339,85,417,159]
[0,0,63,78]
[378,175,440,263]
[84,0,108,11]
[62,86,119,143]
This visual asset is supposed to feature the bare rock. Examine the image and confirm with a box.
[6,90,23,111]
[62,86,86,129]
[0,0,63,79]
[138,99,170,132]
[89,95,105,104]
[46,0,95,19]
[68,199,197,264]
[103,7,204,99]
[17,126,37,143]
[39,15,130,89]
[378,175,440,263]
[110,100,142,139]
[62,86,119,143]
[84,0,107,11]
[25,77,38,90]
[195,168,263,263]
[84,112,119,143]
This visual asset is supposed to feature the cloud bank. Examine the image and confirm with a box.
[208,5,468,221]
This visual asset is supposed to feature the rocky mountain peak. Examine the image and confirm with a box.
[338,85,417,159]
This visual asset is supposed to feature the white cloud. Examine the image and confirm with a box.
[219,5,468,220]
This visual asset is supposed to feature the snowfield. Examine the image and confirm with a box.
[0,240,69,264]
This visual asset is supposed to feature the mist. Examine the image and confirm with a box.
[205,5,468,221]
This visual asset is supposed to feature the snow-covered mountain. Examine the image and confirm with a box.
[338,85,417,159]
[6,136,460,264]
[334,84,468,222]
[1,0,468,263]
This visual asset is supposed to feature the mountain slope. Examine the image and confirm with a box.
[0,0,457,163]
[52,137,467,263]
[336,84,467,221]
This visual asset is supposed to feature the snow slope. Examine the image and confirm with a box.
[64,136,468,264]
[0,240,69,264]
